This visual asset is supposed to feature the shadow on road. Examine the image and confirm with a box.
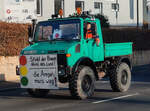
[132,64,150,82]
[0,81,20,90]
[0,64,149,101]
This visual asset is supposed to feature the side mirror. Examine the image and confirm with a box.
[28,25,32,38]
[28,25,33,45]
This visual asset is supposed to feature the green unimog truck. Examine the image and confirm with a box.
[17,15,132,99]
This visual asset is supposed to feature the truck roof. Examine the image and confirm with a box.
[38,17,99,24]
[48,17,83,22]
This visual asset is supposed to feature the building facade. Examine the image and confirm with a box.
[0,0,150,27]
[0,0,36,23]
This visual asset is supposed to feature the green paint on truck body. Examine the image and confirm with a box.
[104,42,133,57]
[21,17,132,68]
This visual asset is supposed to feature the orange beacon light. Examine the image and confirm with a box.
[76,7,82,15]
[59,9,63,17]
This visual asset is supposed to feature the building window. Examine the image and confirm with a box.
[146,6,149,14]
[16,0,20,2]
[130,0,134,19]
[55,0,64,15]
[112,3,119,11]
[75,1,84,11]
[23,0,35,2]
[36,0,42,16]
[94,2,103,14]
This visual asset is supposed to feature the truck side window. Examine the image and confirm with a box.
[84,22,97,39]
[91,23,96,36]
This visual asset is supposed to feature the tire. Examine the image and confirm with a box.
[27,89,49,98]
[69,65,95,99]
[109,62,131,92]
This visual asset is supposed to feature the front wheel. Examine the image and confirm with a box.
[69,66,95,99]
[27,89,49,98]
[109,62,131,92]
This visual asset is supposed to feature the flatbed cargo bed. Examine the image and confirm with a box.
[104,42,133,57]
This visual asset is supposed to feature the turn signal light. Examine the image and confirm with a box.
[66,54,71,57]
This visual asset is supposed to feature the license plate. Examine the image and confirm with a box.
[20,54,58,89]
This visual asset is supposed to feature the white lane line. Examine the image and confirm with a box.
[93,93,139,104]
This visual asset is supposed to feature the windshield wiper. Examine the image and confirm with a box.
[50,38,69,41]
[48,38,80,42]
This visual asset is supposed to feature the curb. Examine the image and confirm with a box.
[0,87,20,92]
[0,80,20,92]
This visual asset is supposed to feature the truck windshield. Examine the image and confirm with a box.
[34,19,81,41]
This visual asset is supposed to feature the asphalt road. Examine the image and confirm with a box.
[0,65,150,111]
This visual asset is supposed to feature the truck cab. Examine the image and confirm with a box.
[18,17,132,99]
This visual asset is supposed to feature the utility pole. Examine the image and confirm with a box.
[115,0,119,24]
[137,0,139,28]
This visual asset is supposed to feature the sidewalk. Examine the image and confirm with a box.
[0,81,20,91]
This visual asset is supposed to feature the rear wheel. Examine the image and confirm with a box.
[27,89,49,98]
[69,65,95,99]
[109,62,131,92]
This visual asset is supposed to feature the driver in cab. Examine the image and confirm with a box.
[85,22,100,46]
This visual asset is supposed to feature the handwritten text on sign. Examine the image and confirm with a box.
[21,54,58,89]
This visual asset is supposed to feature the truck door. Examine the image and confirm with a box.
[84,21,104,62]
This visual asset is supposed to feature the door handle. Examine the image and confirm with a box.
[86,40,89,43]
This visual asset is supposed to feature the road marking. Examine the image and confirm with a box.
[93,93,139,104]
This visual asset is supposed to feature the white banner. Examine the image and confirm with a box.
[20,54,58,89]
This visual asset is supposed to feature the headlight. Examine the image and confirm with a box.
[58,69,65,76]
